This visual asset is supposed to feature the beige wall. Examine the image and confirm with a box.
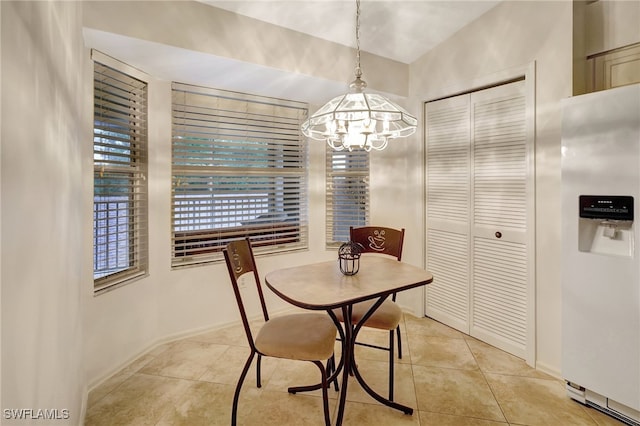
[1,1,87,423]
[409,1,573,376]
[83,1,408,99]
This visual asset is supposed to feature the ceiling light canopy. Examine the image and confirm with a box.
[301,0,417,152]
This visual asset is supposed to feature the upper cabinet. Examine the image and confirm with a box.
[574,0,640,94]
[589,43,640,91]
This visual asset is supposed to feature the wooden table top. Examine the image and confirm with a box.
[265,256,433,310]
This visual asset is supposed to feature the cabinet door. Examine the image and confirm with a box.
[470,81,530,359]
[425,94,471,333]
[590,43,640,92]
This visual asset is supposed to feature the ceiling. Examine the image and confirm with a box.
[84,1,501,104]
[201,0,500,64]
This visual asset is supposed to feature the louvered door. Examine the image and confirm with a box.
[425,95,471,333]
[425,80,534,362]
[470,81,529,358]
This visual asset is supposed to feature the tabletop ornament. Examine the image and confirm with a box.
[338,241,364,275]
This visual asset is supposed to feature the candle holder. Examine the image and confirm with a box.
[338,241,364,275]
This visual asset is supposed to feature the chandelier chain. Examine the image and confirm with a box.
[299,0,418,151]
[355,0,362,79]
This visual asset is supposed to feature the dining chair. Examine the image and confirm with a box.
[333,226,405,401]
[223,238,337,426]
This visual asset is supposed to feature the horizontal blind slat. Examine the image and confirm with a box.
[171,83,308,266]
[93,61,148,292]
[325,149,369,245]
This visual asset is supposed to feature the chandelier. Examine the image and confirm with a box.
[301,0,417,152]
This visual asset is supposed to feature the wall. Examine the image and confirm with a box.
[82,1,409,100]
[409,1,573,376]
[1,1,87,424]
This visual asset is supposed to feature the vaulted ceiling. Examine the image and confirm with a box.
[84,1,501,103]
[202,1,500,64]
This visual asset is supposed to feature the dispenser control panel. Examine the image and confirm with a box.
[579,195,634,221]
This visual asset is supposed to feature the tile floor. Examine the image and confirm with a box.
[85,314,625,426]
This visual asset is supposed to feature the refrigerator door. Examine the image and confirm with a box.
[561,84,640,418]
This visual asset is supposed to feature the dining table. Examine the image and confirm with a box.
[264,256,434,425]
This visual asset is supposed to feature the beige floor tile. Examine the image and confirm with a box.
[87,317,633,426]
[412,365,505,422]
[409,336,478,370]
[240,388,337,425]
[155,381,236,426]
[147,340,179,356]
[341,401,421,425]
[418,411,508,425]
[404,315,465,339]
[84,373,193,426]
[345,360,416,408]
[484,373,598,426]
[187,323,253,347]
[264,358,340,399]
[352,327,411,364]
[140,340,229,380]
[198,345,278,386]
[87,374,126,409]
[87,353,157,408]
[464,337,552,379]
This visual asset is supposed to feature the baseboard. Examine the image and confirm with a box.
[86,320,241,393]
[399,305,421,318]
[535,360,562,379]
[80,384,88,425]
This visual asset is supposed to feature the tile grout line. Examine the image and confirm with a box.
[462,336,511,425]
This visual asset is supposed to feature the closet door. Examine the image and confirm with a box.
[425,80,533,362]
[425,95,471,333]
[470,81,530,359]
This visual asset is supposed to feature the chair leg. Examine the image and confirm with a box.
[396,324,403,359]
[312,360,331,426]
[388,330,395,401]
[256,353,262,388]
[232,351,256,426]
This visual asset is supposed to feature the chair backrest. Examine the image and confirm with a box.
[349,226,405,261]
[223,238,270,349]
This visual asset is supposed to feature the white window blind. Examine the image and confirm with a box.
[93,60,148,292]
[171,83,308,267]
[325,149,369,247]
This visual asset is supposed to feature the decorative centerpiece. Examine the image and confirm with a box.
[338,241,364,275]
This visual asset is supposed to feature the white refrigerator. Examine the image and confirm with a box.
[561,83,640,425]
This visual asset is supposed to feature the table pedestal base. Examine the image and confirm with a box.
[288,300,414,425]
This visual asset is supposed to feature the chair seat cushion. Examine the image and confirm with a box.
[333,299,402,331]
[255,313,337,361]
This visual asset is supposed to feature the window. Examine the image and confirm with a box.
[93,59,148,292]
[325,148,369,247]
[171,83,308,267]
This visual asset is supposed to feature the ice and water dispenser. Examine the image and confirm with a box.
[578,195,634,258]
